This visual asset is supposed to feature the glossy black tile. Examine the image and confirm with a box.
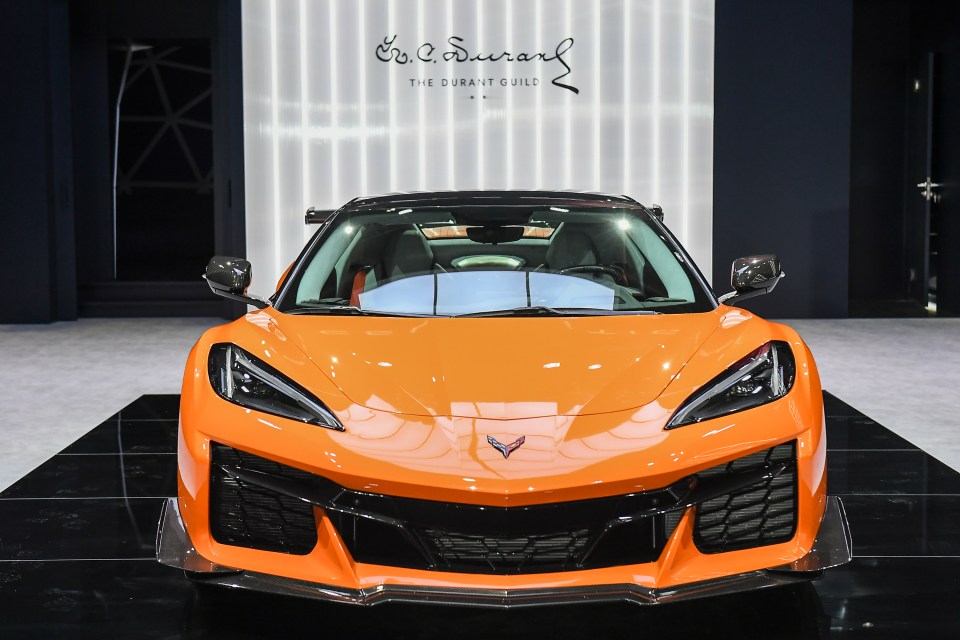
[0,560,191,639]
[185,579,835,639]
[841,494,960,557]
[58,418,179,454]
[823,391,866,419]
[0,454,176,499]
[120,394,180,421]
[827,450,960,495]
[0,560,833,640]
[0,498,164,560]
[813,557,960,637]
[825,415,919,451]
[1,558,958,639]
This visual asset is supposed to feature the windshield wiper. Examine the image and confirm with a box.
[287,305,365,316]
[454,306,658,318]
[288,304,658,318]
[628,292,693,304]
[287,305,432,317]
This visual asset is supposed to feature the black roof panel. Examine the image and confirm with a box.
[339,190,642,211]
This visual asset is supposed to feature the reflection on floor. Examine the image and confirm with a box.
[0,392,958,638]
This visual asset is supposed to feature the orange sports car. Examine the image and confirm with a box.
[157,191,851,606]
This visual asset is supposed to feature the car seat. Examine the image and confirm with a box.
[544,224,600,270]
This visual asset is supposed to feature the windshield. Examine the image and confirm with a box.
[277,206,714,316]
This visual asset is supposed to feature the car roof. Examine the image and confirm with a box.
[339,190,643,212]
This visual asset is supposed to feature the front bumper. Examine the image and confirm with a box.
[156,495,851,608]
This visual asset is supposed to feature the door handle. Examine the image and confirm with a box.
[918,177,942,203]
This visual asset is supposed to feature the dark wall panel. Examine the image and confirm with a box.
[71,0,113,287]
[714,0,852,318]
[848,0,911,302]
[0,0,76,323]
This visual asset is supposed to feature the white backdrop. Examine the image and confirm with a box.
[241,0,715,291]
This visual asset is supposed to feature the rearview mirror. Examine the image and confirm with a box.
[718,254,784,306]
[466,226,525,244]
[204,256,269,309]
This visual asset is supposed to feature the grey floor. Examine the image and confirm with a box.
[787,318,960,470]
[1,317,958,491]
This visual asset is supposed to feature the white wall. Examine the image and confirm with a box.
[241,0,714,292]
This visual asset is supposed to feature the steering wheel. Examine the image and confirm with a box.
[557,264,628,285]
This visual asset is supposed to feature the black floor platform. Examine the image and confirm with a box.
[1,393,959,638]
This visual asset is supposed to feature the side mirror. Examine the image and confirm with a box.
[718,254,784,306]
[204,256,269,309]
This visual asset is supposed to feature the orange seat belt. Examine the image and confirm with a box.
[349,266,371,307]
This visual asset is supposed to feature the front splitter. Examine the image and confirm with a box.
[156,496,852,608]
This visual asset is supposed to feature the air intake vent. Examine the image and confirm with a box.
[693,441,797,553]
[209,443,318,555]
[329,489,681,575]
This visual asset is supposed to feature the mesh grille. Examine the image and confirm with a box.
[421,528,592,573]
[693,441,797,553]
[209,443,318,554]
[331,495,676,575]
[663,509,683,535]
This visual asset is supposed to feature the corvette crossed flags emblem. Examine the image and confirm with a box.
[487,435,525,459]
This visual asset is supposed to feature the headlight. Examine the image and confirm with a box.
[665,341,796,429]
[208,343,344,431]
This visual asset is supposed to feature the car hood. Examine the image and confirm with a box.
[276,311,724,420]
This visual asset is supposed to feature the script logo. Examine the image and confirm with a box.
[376,35,578,94]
